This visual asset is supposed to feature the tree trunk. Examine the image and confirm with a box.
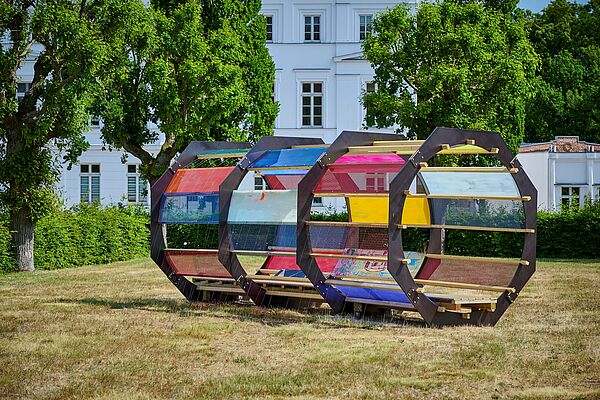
[10,208,35,272]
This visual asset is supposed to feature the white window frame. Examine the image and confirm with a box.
[359,14,374,41]
[303,14,321,42]
[265,15,274,42]
[300,81,323,128]
[127,164,148,204]
[366,172,386,192]
[16,82,31,102]
[560,186,583,209]
[80,164,101,203]
[254,175,268,191]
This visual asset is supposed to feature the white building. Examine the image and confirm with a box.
[12,0,412,207]
[263,0,410,142]
[517,136,600,210]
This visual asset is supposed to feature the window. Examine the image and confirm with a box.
[313,196,323,206]
[304,15,320,42]
[265,15,273,42]
[301,82,323,127]
[594,186,600,202]
[366,173,386,192]
[89,116,100,127]
[80,164,100,203]
[17,82,31,102]
[254,176,268,190]
[127,164,148,204]
[359,15,373,40]
[560,186,581,209]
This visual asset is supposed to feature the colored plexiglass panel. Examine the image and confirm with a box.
[429,199,525,229]
[348,197,430,225]
[165,167,234,194]
[164,249,230,277]
[250,147,327,169]
[419,171,520,198]
[228,190,297,224]
[159,193,220,224]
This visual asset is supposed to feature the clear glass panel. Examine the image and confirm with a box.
[160,193,220,224]
[419,171,520,198]
[314,83,322,92]
[302,83,311,93]
[228,190,297,224]
[80,176,89,202]
[127,177,137,202]
[80,164,89,173]
[314,117,322,126]
[91,176,100,201]
[91,164,100,173]
[128,164,136,173]
[139,177,147,202]
[430,199,525,229]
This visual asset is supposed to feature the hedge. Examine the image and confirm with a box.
[2,201,600,273]
[0,204,149,272]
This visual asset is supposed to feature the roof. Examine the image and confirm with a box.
[519,136,600,153]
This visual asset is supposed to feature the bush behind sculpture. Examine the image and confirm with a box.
[0,204,149,272]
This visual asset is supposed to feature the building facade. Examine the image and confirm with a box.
[12,0,413,207]
[264,0,411,142]
[517,137,600,211]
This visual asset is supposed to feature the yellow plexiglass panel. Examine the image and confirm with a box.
[348,197,430,225]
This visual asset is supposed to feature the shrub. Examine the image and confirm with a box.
[0,204,149,272]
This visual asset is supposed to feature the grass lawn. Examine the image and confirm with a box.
[0,259,599,400]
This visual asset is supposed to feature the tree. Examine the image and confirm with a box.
[525,0,600,143]
[362,0,538,152]
[97,0,278,184]
[0,0,133,271]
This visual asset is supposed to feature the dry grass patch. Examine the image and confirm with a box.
[0,258,599,399]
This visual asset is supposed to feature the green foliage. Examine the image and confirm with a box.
[525,0,600,143]
[0,204,149,272]
[167,224,218,249]
[97,0,278,182]
[0,0,144,269]
[362,0,538,153]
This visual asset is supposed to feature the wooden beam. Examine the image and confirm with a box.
[247,165,311,171]
[264,290,324,300]
[419,166,518,173]
[404,191,531,201]
[306,221,387,228]
[423,253,528,267]
[230,250,296,257]
[414,279,516,293]
[312,192,388,198]
[164,248,219,253]
[372,140,425,146]
[290,144,330,149]
[398,224,535,233]
[246,274,310,283]
[311,252,409,264]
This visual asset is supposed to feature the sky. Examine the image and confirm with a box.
[518,0,589,13]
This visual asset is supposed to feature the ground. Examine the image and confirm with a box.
[0,259,599,400]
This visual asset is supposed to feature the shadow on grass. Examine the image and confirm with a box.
[64,297,426,329]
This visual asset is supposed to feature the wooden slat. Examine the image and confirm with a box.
[264,290,324,300]
[196,152,247,160]
[311,252,409,264]
[190,276,236,283]
[257,279,315,288]
[193,284,245,294]
[246,270,310,283]
[164,248,219,253]
[415,279,515,293]
[306,221,387,228]
[325,279,404,291]
[312,192,388,198]
[230,250,296,257]
[423,253,529,266]
[372,140,425,146]
[399,224,535,233]
[404,191,531,201]
[420,166,519,173]
[345,296,415,310]
[396,148,499,155]
[247,165,311,171]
